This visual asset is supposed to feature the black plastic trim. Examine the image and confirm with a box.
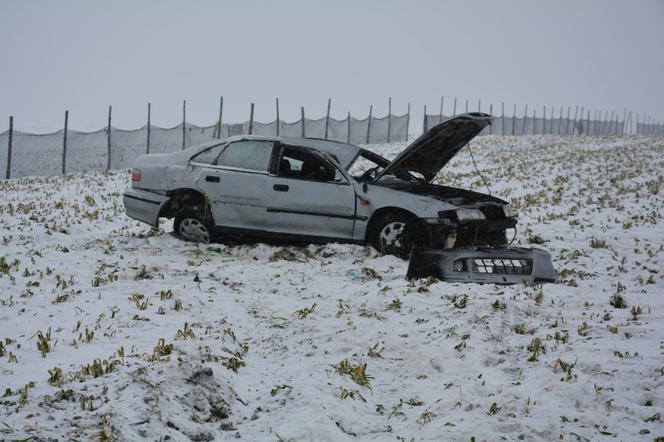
[266,207,368,221]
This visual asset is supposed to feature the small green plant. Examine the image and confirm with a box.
[221,356,245,373]
[610,294,627,309]
[527,337,544,362]
[488,402,501,415]
[270,384,292,396]
[554,358,577,382]
[175,322,195,339]
[48,367,64,386]
[367,342,384,358]
[152,338,173,360]
[84,327,94,343]
[491,299,507,310]
[630,305,643,320]
[36,328,51,357]
[333,359,372,388]
[590,238,608,249]
[386,298,402,311]
[295,303,316,319]
[159,289,173,300]
[173,299,183,311]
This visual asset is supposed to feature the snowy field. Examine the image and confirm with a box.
[1,135,663,441]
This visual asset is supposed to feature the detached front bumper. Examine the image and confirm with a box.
[123,188,170,226]
[407,246,555,285]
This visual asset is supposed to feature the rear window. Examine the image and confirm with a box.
[218,140,274,171]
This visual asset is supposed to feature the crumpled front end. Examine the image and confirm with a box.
[407,246,555,285]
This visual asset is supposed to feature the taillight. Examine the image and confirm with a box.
[131,168,142,181]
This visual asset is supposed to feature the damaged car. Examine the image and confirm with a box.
[124,113,554,284]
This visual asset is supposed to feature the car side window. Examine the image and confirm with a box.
[218,140,274,171]
[191,144,224,164]
[278,146,344,183]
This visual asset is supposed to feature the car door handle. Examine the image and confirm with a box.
[205,175,220,183]
[273,184,289,192]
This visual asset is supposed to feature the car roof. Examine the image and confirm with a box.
[193,135,361,170]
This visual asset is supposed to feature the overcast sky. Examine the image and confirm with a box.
[1,0,663,132]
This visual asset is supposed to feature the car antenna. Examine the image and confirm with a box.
[466,142,492,196]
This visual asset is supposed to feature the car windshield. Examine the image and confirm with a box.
[349,149,421,183]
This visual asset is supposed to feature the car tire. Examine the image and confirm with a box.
[369,212,426,259]
[174,208,214,244]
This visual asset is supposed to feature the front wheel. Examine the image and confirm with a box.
[369,212,426,259]
[174,209,214,244]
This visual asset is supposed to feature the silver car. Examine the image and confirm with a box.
[123,113,517,258]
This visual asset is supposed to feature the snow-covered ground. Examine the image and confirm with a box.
[1,135,663,441]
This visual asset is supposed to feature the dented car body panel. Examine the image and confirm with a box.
[123,113,520,254]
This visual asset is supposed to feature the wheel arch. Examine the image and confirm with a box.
[364,206,425,243]
[159,188,210,219]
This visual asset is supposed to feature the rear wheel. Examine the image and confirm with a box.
[174,209,214,244]
[369,212,426,259]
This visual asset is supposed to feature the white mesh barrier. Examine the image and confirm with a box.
[637,123,664,135]
[425,114,626,136]
[0,113,409,179]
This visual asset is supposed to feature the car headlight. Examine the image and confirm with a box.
[455,208,486,221]
[503,204,515,218]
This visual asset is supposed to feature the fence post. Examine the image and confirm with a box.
[550,106,554,134]
[300,106,306,138]
[542,106,546,134]
[181,100,186,149]
[422,105,427,134]
[465,100,468,113]
[275,98,280,136]
[439,96,444,124]
[366,105,373,144]
[566,107,571,134]
[621,108,627,135]
[249,102,254,135]
[217,96,224,139]
[107,106,112,170]
[62,110,68,175]
[587,110,591,136]
[533,109,537,134]
[406,103,410,142]
[6,116,13,179]
[346,111,351,143]
[478,99,481,113]
[452,97,457,116]
[324,98,331,140]
[489,104,493,134]
[501,102,505,136]
[519,104,525,135]
[146,103,151,154]
[557,106,563,135]
[387,97,391,143]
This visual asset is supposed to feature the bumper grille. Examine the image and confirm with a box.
[472,258,532,275]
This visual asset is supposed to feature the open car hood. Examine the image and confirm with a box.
[375,113,492,183]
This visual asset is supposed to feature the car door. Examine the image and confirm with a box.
[264,144,357,239]
[196,139,275,230]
